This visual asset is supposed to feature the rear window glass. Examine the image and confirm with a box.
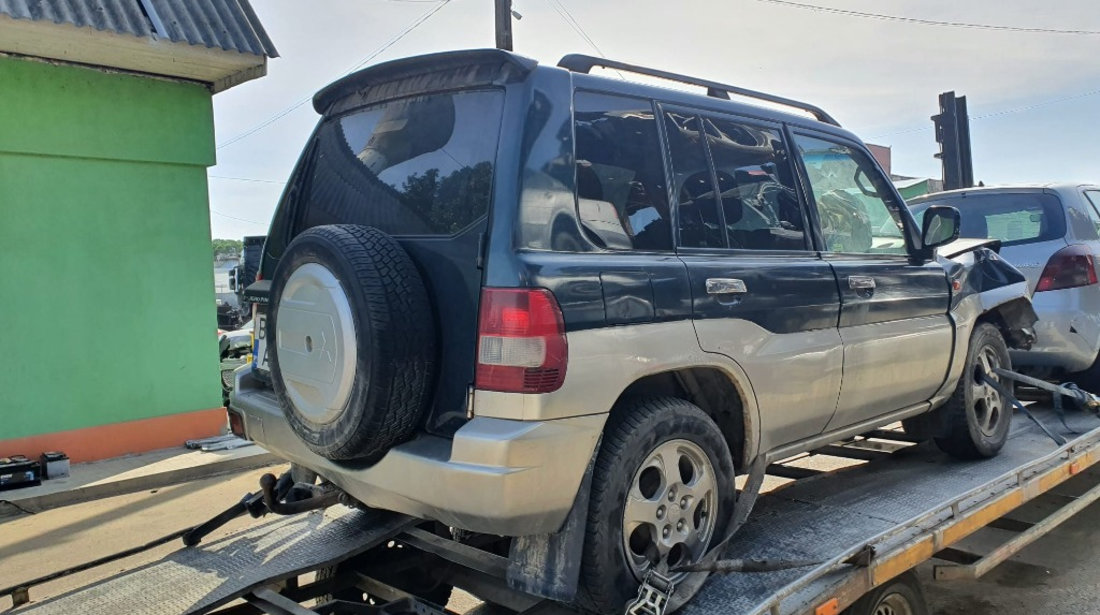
[910,192,1065,246]
[299,89,504,236]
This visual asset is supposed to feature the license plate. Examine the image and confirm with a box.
[253,313,270,373]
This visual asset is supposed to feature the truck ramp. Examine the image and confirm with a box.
[15,508,415,615]
[684,407,1100,615]
[11,406,1099,615]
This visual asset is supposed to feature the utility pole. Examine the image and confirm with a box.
[495,0,513,51]
[932,91,974,191]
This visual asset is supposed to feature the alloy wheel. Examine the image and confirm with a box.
[622,438,718,581]
[971,345,1005,438]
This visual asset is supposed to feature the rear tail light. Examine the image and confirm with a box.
[475,288,568,393]
[1036,244,1098,292]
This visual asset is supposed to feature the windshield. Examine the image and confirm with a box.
[299,89,505,236]
[910,191,1065,247]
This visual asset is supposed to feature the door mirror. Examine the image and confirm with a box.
[920,205,961,253]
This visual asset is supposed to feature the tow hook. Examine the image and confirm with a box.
[181,469,346,546]
[259,472,342,515]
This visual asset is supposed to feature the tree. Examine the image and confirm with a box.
[212,238,243,258]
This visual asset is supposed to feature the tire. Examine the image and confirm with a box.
[934,323,1013,460]
[581,397,736,615]
[844,571,928,615]
[1067,352,1100,396]
[268,225,436,461]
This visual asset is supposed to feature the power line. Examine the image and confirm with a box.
[864,87,1100,141]
[215,0,451,151]
[971,87,1100,120]
[210,209,268,225]
[546,0,607,57]
[209,174,287,185]
[545,0,626,79]
[752,0,1100,36]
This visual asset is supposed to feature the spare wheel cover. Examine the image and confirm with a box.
[275,261,358,424]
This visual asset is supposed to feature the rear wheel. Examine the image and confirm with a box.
[844,571,928,615]
[581,397,735,615]
[934,323,1012,459]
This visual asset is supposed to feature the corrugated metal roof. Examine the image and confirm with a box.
[0,0,278,57]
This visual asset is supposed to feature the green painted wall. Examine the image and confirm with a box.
[0,56,221,440]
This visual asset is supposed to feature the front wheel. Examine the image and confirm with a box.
[934,323,1013,459]
[581,397,735,614]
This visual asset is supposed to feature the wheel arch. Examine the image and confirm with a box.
[977,296,1038,350]
[612,366,757,473]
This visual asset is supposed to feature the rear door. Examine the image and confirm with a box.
[790,131,952,429]
[663,107,843,446]
[283,89,508,435]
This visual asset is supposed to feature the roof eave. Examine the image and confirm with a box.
[0,14,268,92]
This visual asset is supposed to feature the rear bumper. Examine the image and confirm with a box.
[1010,289,1100,372]
[230,366,605,536]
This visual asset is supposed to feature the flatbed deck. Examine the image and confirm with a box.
[11,405,1100,615]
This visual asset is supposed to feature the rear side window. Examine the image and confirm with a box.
[664,112,723,249]
[703,116,807,250]
[299,89,504,236]
[664,112,807,251]
[574,92,673,251]
[911,192,1066,246]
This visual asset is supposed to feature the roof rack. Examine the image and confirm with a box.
[558,54,841,127]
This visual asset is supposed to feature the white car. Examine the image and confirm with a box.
[911,184,1100,390]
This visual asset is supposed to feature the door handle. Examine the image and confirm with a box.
[706,278,748,295]
[848,276,876,290]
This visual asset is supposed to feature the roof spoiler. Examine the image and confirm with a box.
[558,54,840,126]
[313,49,537,113]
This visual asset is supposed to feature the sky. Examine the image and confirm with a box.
[206,0,1100,239]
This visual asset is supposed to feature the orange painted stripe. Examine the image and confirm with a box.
[873,535,934,586]
[0,408,227,463]
[940,491,1025,546]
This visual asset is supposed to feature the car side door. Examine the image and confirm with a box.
[663,107,844,449]
[790,131,952,430]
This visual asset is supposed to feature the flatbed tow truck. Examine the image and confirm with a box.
[5,374,1100,615]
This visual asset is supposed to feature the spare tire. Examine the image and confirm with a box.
[268,224,436,461]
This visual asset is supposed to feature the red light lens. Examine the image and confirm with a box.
[475,288,568,393]
[1035,245,1098,292]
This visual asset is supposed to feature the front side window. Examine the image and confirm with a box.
[300,89,504,236]
[794,134,908,255]
[574,92,673,251]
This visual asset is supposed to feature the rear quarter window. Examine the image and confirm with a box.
[573,91,673,251]
[911,192,1066,247]
[298,89,505,236]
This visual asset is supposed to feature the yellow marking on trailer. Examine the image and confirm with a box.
[940,491,1023,546]
[872,535,934,587]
